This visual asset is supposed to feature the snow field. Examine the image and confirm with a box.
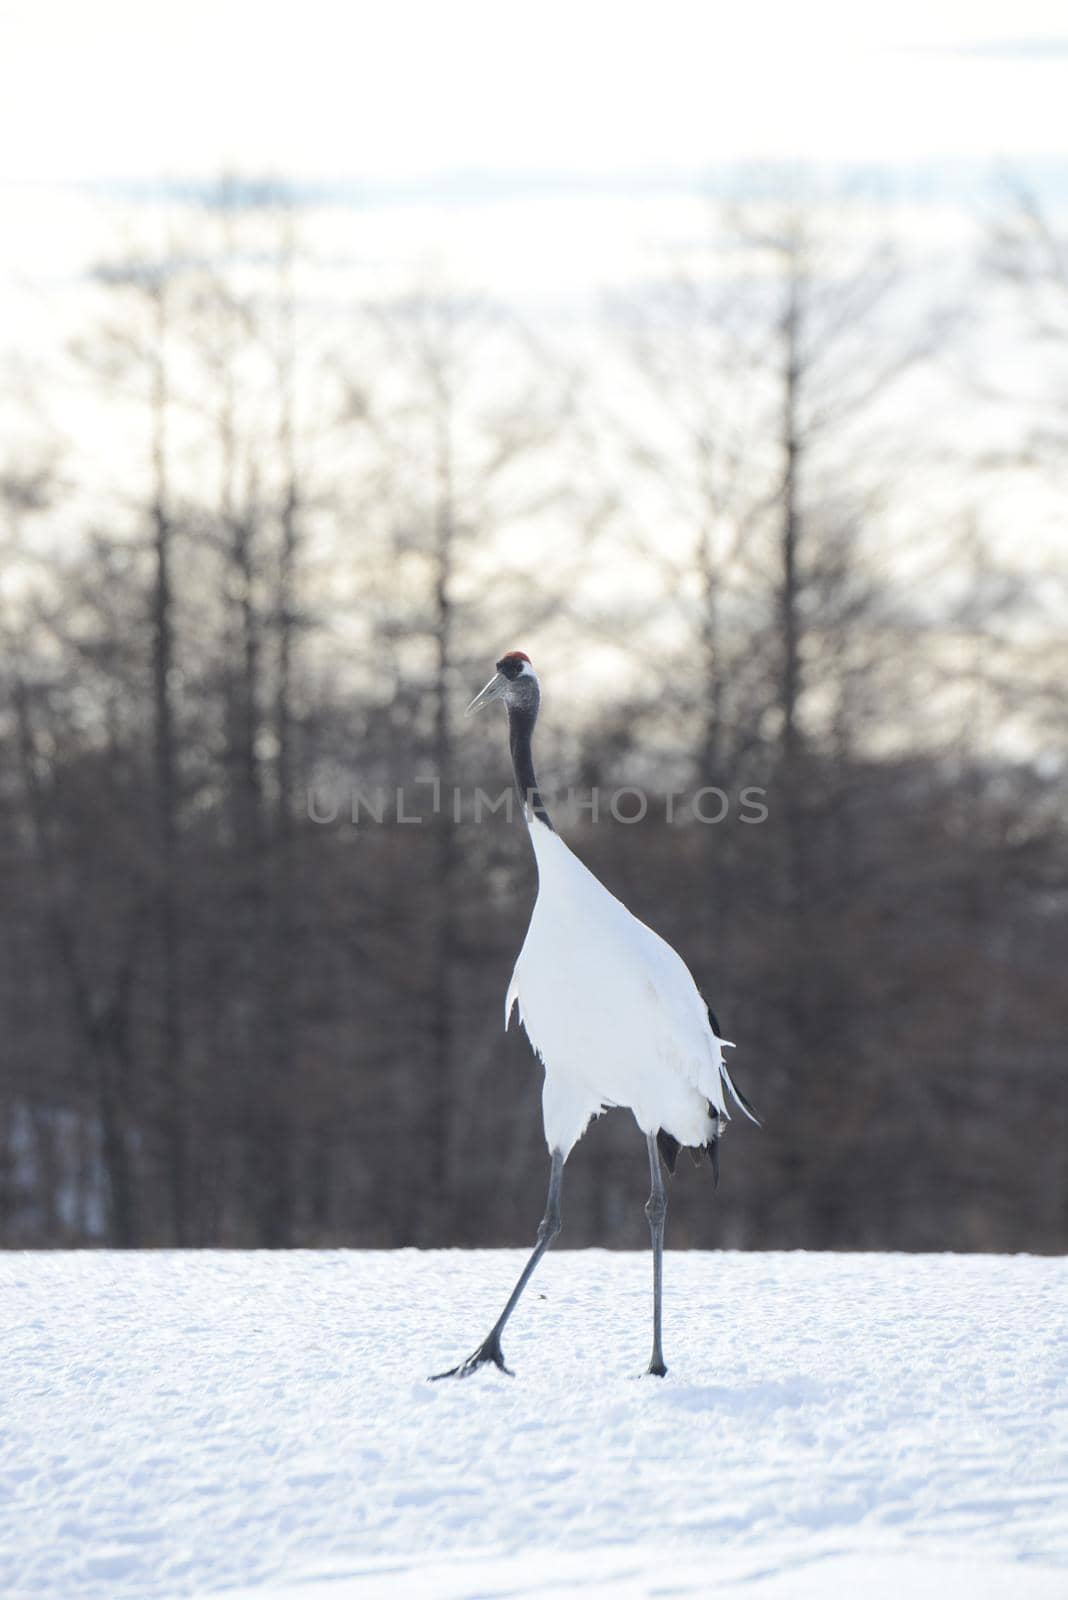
[1,1248,1065,1598]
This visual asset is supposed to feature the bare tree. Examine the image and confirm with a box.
[341,289,589,1240]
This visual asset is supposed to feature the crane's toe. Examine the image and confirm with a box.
[428,1331,514,1381]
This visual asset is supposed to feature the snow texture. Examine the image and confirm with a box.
[2,1249,1066,1599]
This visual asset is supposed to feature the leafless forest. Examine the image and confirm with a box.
[2,176,1065,1252]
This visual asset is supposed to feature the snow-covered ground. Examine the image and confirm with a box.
[2,1249,1065,1599]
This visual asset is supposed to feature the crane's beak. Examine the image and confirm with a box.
[465,671,508,717]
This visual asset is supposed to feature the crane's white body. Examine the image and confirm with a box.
[507,814,741,1158]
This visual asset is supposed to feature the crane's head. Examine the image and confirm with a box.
[465,651,539,717]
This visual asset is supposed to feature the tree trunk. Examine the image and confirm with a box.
[426,394,458,1239]
[779,262,806,921]
[266,237,300,1242]
[149,280,191,1244]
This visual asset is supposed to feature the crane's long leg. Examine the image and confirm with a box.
[644,1132,668,1377]
[429,1149,564,1380]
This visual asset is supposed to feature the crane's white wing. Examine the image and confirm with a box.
[506,819,752,1155]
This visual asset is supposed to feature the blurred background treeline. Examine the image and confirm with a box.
[1,170,1066,1254]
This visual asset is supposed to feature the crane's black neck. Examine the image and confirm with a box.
[507,698,554,831]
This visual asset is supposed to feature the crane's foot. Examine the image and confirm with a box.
[428,1330,513,1381]
[645,1356,668,1378]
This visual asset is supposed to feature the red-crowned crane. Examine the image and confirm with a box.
[431,651,758,1380]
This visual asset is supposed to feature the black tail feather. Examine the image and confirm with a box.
[656,1129,680,1175]
[705,1134,720,1189]
[707,1002,762,1126]
[728,1079,761,1125]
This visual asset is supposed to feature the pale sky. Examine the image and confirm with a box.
[0,0,1063,735]
[0,0,1067,185]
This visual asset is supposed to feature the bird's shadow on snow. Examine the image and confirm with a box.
[651,1376,830,1413]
